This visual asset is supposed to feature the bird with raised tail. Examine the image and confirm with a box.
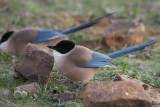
[0,13,113,56]
[48,40,156,82]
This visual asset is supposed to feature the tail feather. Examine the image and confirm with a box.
[107,40,156,59]
[61,13,114,34]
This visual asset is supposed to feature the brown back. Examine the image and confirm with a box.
[8,28,40,56]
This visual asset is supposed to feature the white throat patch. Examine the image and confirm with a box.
[0,41,9,53]
[53,50,64,57]
[53,50,65,66]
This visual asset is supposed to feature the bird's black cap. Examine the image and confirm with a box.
[0,31,14,44]
[48,40,75,54]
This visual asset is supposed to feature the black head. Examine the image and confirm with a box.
[48,40,75,54]
[0,31,14,44]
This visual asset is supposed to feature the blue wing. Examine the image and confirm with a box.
[31,29,63,44]
[79,52,111,68]
[31,13,114,44]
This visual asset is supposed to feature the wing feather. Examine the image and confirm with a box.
[79,52,111,68]
[31,30,63,43]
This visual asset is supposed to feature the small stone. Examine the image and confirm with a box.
[14,90,22,98]
[21,91,28,97]
[14,82,38,96]
[2,89,10,99]
[33,94,37,99]
[14,90,28,98]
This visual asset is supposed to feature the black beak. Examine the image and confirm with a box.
[47,46,56,50]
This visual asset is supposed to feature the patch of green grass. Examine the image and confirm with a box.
[94,49,160,88]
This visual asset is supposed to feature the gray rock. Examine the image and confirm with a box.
[2,89,11,99]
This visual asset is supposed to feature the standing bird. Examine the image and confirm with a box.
[48,40,156,82]
[0,13,113,56]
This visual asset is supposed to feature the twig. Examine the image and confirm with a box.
[44,78,51,92]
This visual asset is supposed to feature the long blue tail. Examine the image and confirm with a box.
[61,13,114,34]
[107,40,156,59]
